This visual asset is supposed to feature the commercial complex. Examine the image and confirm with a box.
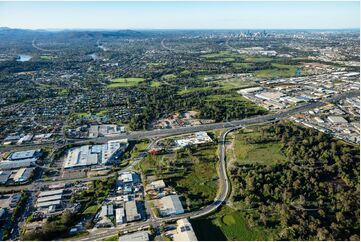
[64,139,128,168]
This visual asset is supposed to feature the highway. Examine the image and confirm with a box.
[1,90,357,154]
[69,89,359,144]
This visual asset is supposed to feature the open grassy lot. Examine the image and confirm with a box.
[192,206,274,241]
[102,235,119,241]
[207,57,235,63]
[40,55,57,60]
[201,51,240,59]
[216,78,256,90]
[82,204,101,216]
[137,140,219,210]
[178,86,213,95]
[162,74,177,80]
[150,80,161,87]
[255,63,299,78]
[107,77,145,88]
[228,127,287,165]
[130,140,150,159]
[147,62,166,67]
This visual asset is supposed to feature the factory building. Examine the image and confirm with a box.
[125,200,141,222]
[173,219,198,241]
[119,231,149,241]
[13,167,34,183]
[8,149,42,161]
[157,195,184,217]
[115,207,126,225]
[0,171,11,184]
[64,139,128,169]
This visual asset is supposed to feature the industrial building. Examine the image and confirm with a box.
[8,149,41,161]
[255,91,285,101]
[64,139,128,169]
[175,132,213,148]
[0,171,11,184]
[125,200,141,222]
[35,189,64,212]
[115,207,126,225]
[173,219,198,241]
[327,116,348,124]
[13,167,34,183]
[0,159,36,170]
[118,231,149,241]
[157,195,184,217]
[89,124,124,138]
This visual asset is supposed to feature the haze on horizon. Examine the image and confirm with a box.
[0,1,360,30]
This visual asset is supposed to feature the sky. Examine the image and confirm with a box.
[0,1,359,30]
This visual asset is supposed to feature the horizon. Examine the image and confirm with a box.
[0,1,359,29]
[1,26,360,31]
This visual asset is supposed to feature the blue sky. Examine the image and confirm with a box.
[0,1,359,29]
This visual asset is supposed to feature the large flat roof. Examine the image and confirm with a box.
[37,194,63,203]
[38,189,64,197]
[36,200,61,208]
[9,149,39,160]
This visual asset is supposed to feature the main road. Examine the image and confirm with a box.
[69,89,358,145]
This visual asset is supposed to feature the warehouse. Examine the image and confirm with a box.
[38,189,64,197]
[327,116,348,124]
[0,159,36,170]
[115,207,125,225]
[255,91,284,101]
[0,171,11,184]
[125,200,141,222]
[157,195,184,217]
[173,219,198,241]
[64,139,128,169]
[8,149,41,161]
[37,194,63,203]
[13,168,34,183]
[119,231,149,241]
[36,200,61,208]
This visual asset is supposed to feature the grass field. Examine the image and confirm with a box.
[178,86,212,95]
[138,141,219,210]
[96,109,108,116]
[130,140,150,159]
[72,112,90,119]
[102,235,119,241]
[207,57,235,63]
[192,206,273,241]
[40,55,57,60]
[107,77,145,88]
[217,78,256,90]
[150,81,161,87]
[201,51,240,59]
[147,62,166,67]
[255,63,299,78]
[82,204,101,216]
[162,74,177,80]
[228,128,286,165]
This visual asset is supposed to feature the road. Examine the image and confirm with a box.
[68,89,359,144]
[3,90,356,154]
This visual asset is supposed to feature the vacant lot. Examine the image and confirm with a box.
[227,128,286,165]
[107,77,145,88]
[138,141,219,210]
[192,206,274,241]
